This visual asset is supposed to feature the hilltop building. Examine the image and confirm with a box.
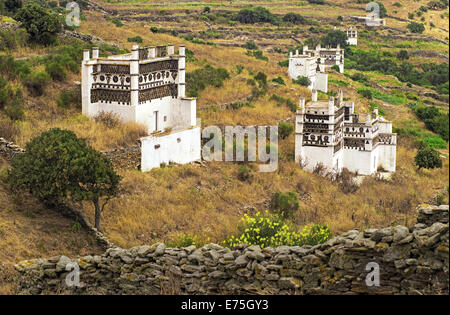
[288,44,345,93]
[295,89,396,175]
[334,26,358,45]
[81,44,201,171]
[344,27,358,46]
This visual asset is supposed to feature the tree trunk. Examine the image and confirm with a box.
[93,198,101,232]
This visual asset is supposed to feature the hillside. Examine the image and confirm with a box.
[0,0,449,295]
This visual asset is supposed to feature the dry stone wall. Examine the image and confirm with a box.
[15,205,449,295]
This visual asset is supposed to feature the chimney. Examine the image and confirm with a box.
[83,49,90,61]
[92,47,99,59]
[338,89,343,103]
[328,96,335,113]
[303,45,308,54]
[311,89,317,102]
[131,45,139,60]
[289,51,293,58]
[299,96,305,108]
[168,44,175,55]
[373,108,379,117]
[295,49,299,56]
[179,45,186,56]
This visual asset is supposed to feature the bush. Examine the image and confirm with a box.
[351,72,370,84]
[254,72,267,86]
[0,79,24,121]
[397,50,409,60]
[186,65,230,97]
[45,61,67,81]
[243,41,258,50]
[293,76,311,87]
[56,86,81,109]
[127,36,143,43]
[270,191,299,219]
[237,165,253,182]
[321,30,348,48]
[271,76,285,85]
[150,26,158,33]
[4,0,23,14]
[24,71,51,96]
[415,146,442,169]
[407,22,425,33]
[109,18,123,27]
[283,13,306,25]
[14,2,62,45]
[233,6,280,25]
[278,122,293,139]
[0,28,28,51]
[357,88,373,99]
[246,49,268,61]
[224,211,332,248]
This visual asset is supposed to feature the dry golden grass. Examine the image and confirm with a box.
[76,138,448,249]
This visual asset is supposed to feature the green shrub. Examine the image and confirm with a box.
[321,30,348,48]
[14,2,62,45]
[271,76,285,85]
[246,49,268,61]
[24,71,51,96]
[243,41,258,50]
[233,6,280,25]
[279,122,293,139]
[109,18,123,27]
[45,61,66,81]
[186,65,229,97]
[407,22,425,33]
[0,28,28,51]
[415,146,442,169]
[331,65,340,72]
[237,165,253,182]
[270,191,299,219]
[283,12,306,25]
[358,88,373,99]
[292,76,311,87]
[278,60,289,67]
[56,86,81,109]
[254,72,267,86]
[397,50,409,60]
[127,36,143,43]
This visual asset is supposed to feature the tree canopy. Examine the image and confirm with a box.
[14,2,62,45]
[8,128,121,230]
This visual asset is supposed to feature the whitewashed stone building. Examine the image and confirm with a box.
[288,49,328,93]
[288,44,345,93]
[81,44,201,171]
[344,27,358,46]
[295,89,396,175]
[334,26,358,46]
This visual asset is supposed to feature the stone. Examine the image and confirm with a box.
[56,256,72,272]
[235,255,249,267]
[393,226,410,242]
[154,243,166,256]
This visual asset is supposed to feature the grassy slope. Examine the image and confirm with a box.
[0,1,448,280]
